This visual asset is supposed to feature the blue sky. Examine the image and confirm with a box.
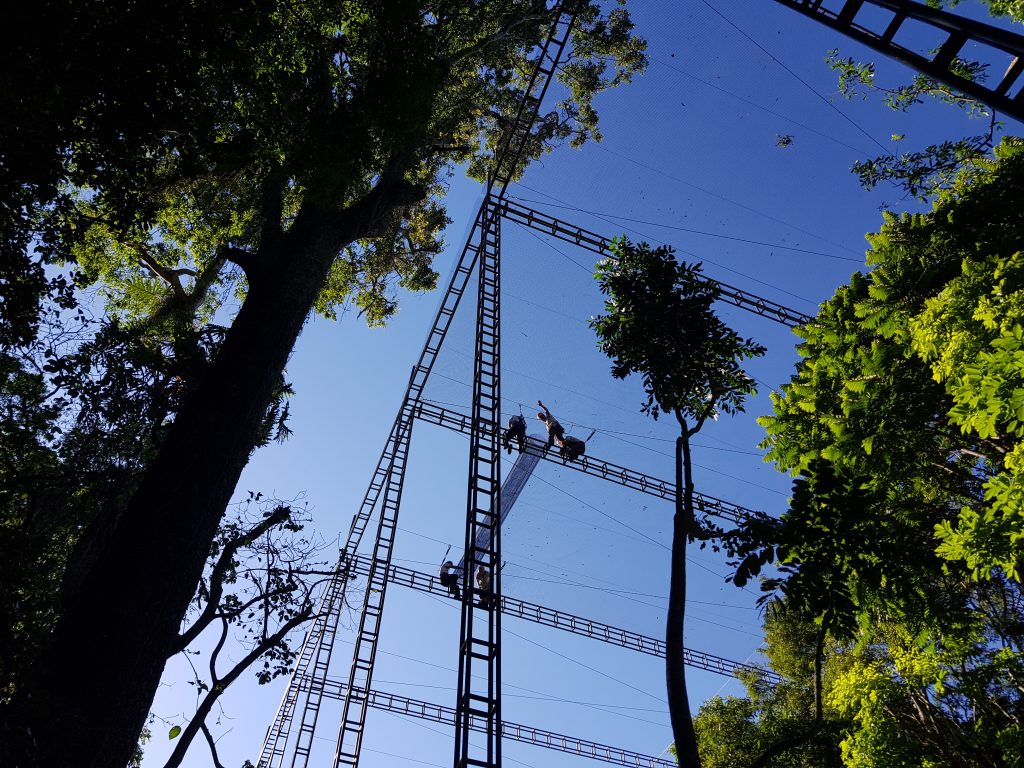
[141,2,1024,766]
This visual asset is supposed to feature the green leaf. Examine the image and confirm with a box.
[169,725,181,740]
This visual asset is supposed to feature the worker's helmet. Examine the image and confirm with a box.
[444,560,453,567]
[537,411,546,421]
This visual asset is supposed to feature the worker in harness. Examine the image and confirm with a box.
[536,399,565,452]
[502,414,527,454]
[476,564,493,608]
[439,560,461,599]
[558,429,596,462]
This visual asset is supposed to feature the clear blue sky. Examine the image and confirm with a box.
[141,1,1024,766]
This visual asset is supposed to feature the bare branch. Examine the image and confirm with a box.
[136,247,192,298]
[200,723,227,768]
[162,606,314,768]
[173,506,292,653]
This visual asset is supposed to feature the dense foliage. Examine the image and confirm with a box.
[0,3,647,766]
[694,607,844,768]
[714,138,1024,767]
[762,137,1024,584]
[695,589,1024,768]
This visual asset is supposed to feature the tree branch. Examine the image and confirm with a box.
[445,6,550,64]
[148,252,229,329]
[687,394,719,438]
[136,247,192,297]
[221,246,258,278]
[324,158,427,246]
[200,723,227,768]
[162,606,314,768]
[213,582,302,624]
[173,506,292,653]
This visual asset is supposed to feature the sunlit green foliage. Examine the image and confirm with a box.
[826,589,1024,768]
[21,0,647,334]
[723,137,1024,767]
[694,607,845,768]
[696,588,1024,768]
[762,137,1024,584]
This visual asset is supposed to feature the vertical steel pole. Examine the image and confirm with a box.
[454,198,503,768]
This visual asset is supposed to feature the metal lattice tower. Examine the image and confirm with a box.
[454,201,504,768]
[256,3,1022,768]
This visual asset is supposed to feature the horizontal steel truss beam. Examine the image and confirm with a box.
[310,677,676,768]
[491,198,815,328]
[411,399,769,525]
[773,0,1024,122]
[348,554,781,685]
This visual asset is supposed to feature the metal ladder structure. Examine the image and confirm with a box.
[772,0,1024,122]
[258,6,584,768]
[256,2,1023,767]
[453,199,504,768]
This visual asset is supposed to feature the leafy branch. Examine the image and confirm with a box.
[159,495,340,768]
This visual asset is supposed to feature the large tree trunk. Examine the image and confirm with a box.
[29,178,421,768]
[666,429,702,767]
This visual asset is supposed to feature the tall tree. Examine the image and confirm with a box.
[591,242,765,767]
[2,3,647,766]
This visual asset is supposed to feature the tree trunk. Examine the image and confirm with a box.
[29,177,421,768]
[667,428,702,767]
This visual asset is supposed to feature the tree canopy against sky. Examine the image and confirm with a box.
[6,1,1024,766]
[693,605,845,768]
[760,136,1024,588]
[694,580,1024,768]
[1,3,646,767]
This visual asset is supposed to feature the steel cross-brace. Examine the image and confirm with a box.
[490,198,815,328]
[773,0,1024,122]
[313,679,677,768]
[346,554,784,686]
[412,399,769,525]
